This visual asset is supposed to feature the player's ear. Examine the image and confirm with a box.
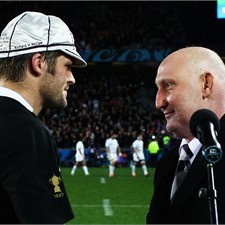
[201,72,214,99]
[30,53,46,77]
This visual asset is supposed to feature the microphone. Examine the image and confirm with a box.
[189,109,222,164]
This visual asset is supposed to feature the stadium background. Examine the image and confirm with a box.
[1,1,225,224]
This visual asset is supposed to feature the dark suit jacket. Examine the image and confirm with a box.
[146,114,225,224]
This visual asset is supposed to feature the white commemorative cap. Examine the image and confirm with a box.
[0,11,87,67]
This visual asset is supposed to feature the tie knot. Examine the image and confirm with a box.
[179,144,193,160]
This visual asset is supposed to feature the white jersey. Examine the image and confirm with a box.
[132,139,145,162]
[75,141,85,162]
[105,138,119,154]
[132,139,144,153]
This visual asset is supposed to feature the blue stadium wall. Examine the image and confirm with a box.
[80,48,172,63]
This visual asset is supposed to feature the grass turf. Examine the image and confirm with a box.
[61,166,155,224]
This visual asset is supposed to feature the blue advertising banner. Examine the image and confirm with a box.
[80,49,172,63]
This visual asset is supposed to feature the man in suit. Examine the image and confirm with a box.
[0,11,86,223]
[146,46,225,224]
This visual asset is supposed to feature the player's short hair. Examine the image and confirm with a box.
[0,51,63,82]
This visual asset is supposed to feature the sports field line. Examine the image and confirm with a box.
[102,199,113,216]
[71,204,148,208]
[100,177,106,184]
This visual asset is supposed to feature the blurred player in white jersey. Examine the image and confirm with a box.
[71,139,89,176]
[131,134,149,177]
[105,131,122,177]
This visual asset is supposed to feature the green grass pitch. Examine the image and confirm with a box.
[61,166,155,224]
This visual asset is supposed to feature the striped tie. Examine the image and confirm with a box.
[170,144,193,201]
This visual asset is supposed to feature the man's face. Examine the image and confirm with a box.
[155,57,203,139]
[41,55,75,109]
[112,134,117,139]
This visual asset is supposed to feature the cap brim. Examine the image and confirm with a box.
[61,49,87,68]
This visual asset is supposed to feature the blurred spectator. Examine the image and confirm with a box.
[87,143,98,166]
[0,2,186,51]
[147,135,160,167]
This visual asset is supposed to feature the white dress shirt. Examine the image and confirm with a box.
[179,138,202,164]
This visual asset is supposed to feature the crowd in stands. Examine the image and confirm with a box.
[70,2,186,51]
[0,1,187,51]
[39,64,177,152]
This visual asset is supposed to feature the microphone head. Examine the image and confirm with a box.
[189,109,220,138]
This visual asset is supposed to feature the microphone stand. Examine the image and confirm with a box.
[200,145,223,225]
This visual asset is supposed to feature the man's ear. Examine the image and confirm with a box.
[30,53,46,76]
[201,72,214,99]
